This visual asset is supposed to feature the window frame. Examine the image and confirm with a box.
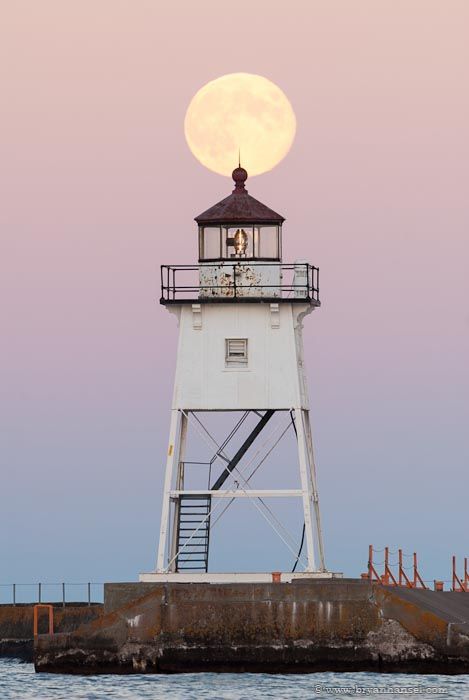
[199,224,282,262]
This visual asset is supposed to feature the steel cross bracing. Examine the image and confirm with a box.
[210,419,295,529]
[172,410,278,572]
[205,417,306,558]
[183,411,301,552]
[210,410,275,490]
[171,411,252,572]
[164,409,312,574]
[156,407,324,574]
[168,411,312,573]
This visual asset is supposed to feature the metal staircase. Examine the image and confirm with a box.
[175,495,211,572]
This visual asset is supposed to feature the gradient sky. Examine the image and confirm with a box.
[1,1,468,595]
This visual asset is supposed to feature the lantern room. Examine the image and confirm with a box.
[159,167,320,304]
[196,167,284,262]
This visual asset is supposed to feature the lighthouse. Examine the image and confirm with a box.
[141,167,334,583]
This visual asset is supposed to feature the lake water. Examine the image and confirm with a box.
[1,659,468,699]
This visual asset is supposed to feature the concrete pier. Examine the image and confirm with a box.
[0,603,103,661]
[33,579,469,674]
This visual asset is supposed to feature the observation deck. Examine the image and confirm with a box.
[160,262,320,305]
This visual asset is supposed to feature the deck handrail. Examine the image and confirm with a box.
[160,262,320,304]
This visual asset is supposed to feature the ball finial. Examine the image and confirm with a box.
[232,166,248,193]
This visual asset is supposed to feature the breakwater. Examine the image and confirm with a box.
[33,579,469,674]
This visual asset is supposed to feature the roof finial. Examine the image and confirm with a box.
[238,147,241,168]
[232,163,248,193]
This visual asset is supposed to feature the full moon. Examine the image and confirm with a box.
[184,73,296,177]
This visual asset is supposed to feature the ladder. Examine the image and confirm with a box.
[175,494,211,572]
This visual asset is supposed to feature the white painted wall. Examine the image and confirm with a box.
[168,302,315,410]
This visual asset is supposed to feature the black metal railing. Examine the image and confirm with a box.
[0,582,104,606]
[160,262,320,304]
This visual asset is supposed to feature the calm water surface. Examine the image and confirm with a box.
[1,659,468,699]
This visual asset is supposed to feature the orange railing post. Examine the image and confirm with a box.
[383,546,398,586]
[368,545,382,583]
[464,557,469,592]
[452,555,465,592]
[383,547,389,584]
[412,552,427,589]
[398,548,413,588]
[33,604,54,637]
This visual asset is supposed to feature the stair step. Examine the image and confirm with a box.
[180,510,210,514]
[177,559,207,563]
[179,499,210,504]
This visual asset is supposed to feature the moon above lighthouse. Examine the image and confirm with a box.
[184,73,296,177]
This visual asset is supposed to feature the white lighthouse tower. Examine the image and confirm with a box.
[141,167,334,583]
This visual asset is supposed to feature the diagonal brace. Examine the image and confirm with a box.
[210,410,275,491]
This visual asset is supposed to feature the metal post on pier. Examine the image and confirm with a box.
[367,545,381,582]
[38,582,42,604]
[398,549,413,588]
[413,552,427,589]
[87,582,91,606]
[452,555,466,592]
[384,547,390,584]
[384,547,398,586]
[62,582,66,608]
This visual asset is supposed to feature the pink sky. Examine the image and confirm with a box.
[1,1,468,586]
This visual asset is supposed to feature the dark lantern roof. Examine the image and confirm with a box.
[195,167,285,225]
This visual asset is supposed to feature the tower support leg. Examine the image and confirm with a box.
[156,409,181,572]
[169,411,188,572]
[295,408,326,572]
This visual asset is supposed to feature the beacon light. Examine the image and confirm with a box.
[234,228,248,256]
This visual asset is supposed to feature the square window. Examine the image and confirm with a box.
[257,226,279,259]
[199,226,221,259]
[225,338,248,367]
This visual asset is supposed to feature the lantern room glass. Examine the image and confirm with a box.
[199,225,281,261]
